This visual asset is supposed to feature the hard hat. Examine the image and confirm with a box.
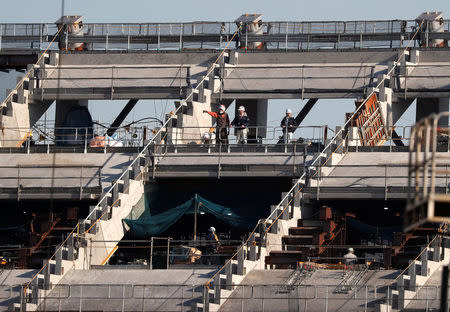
[286,109,292,114]
[219,105,226,111]
[348,248,354,252]
[238,106,245,111]
[209,227,216,232]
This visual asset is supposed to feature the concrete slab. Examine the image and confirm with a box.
[0,269,37,311]
[219,269,400,312]
[320,152,449,189]
[38,268,216,311]
[0,152,134,189]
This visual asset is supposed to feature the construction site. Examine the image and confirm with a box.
[0,9,448,312]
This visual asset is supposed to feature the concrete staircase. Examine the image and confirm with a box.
[12,152,151,311]
[190,178,304,312]
[170,51,238,144]
[187,122,347,311]
[11,51,234,311]
[377,236,450,312]
[0,52,54,147]
[265,207,344,268]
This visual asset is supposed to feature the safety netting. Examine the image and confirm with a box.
[123,194,258,237]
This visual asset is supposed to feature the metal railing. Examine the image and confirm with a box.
[0,125,430,153]
[89,240,396,269]
[0,164,102,200]
[1,19,449,52]
[307,163,450,200]
[6,283,449,312]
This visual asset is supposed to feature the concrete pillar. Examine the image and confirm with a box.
[55,100,92,145]
[416,98,449,126]
[235,99,268,142]
[55,100,89,128]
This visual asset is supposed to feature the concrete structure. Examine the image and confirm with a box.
[0,16,449,312]
[1,18,450,146]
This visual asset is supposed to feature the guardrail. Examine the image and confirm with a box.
[1,19,449,51]
[0,164,102,200]
[0,125,435,153]
[6,283,448,312]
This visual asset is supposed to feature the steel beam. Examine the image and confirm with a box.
[106,99,139,137]
[278,98,318,143]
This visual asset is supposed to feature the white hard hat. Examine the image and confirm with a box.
[238,106,245,111]
[219,105,226,111]
[348,248,354,252]
[286,109,292,114]
[209,227,216,232]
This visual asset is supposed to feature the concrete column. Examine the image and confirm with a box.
[235,99,268,142]
[55,100,89,128]
[55,100,92,145]
[416,98,449,126]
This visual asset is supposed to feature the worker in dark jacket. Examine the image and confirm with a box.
[203,105,230,145]
[281,108,296,143]
[231,106,250,144]
[206,226,220,265]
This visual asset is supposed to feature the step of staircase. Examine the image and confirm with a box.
[282,234,313,246]
[288,226,322,235]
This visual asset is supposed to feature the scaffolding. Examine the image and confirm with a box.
[405,112,450,232]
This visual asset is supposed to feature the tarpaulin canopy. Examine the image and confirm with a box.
[123,194,258,238]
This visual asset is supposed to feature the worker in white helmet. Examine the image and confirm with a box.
[231,106,250,144]
[203,105,230,145]
[343,247,358,265]
[205,227,220,265]
[280,109,296,143]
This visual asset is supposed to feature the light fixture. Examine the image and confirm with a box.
[384,207,389,210]
[200,211,205,215]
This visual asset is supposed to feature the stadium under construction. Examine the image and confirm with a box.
[0,11,448,311]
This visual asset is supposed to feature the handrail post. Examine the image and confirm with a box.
[84,127,88,154]
[149,237,154,270]
[166,237,171,269]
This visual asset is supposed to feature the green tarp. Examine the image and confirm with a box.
[123,194,257,237]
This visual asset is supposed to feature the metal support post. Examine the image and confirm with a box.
[43,261,50,290]
[84,128,88,154]
[112,183,119,208]
[166,238,171,269]
[409,260,416,291]
[237,245,245,275]
[202,286,209,311]
[149,237,153,270]
[214,273,221,304]
[421,248,428,276]
[440,266,449,312]
[248,233,256,261]
[433,237,440,262]
[67,233,74,261]
[123,167,130,194]
[55,247,62,275]
[397,276,405,309]
[225,261,232,290]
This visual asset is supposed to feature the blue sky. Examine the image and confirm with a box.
[1,0,449,131]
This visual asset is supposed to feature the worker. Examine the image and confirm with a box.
[343,248,358,265]
[280,109,297,143]
[206,226,220,265]
[231,106,250,144]
[203,105,230,145]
